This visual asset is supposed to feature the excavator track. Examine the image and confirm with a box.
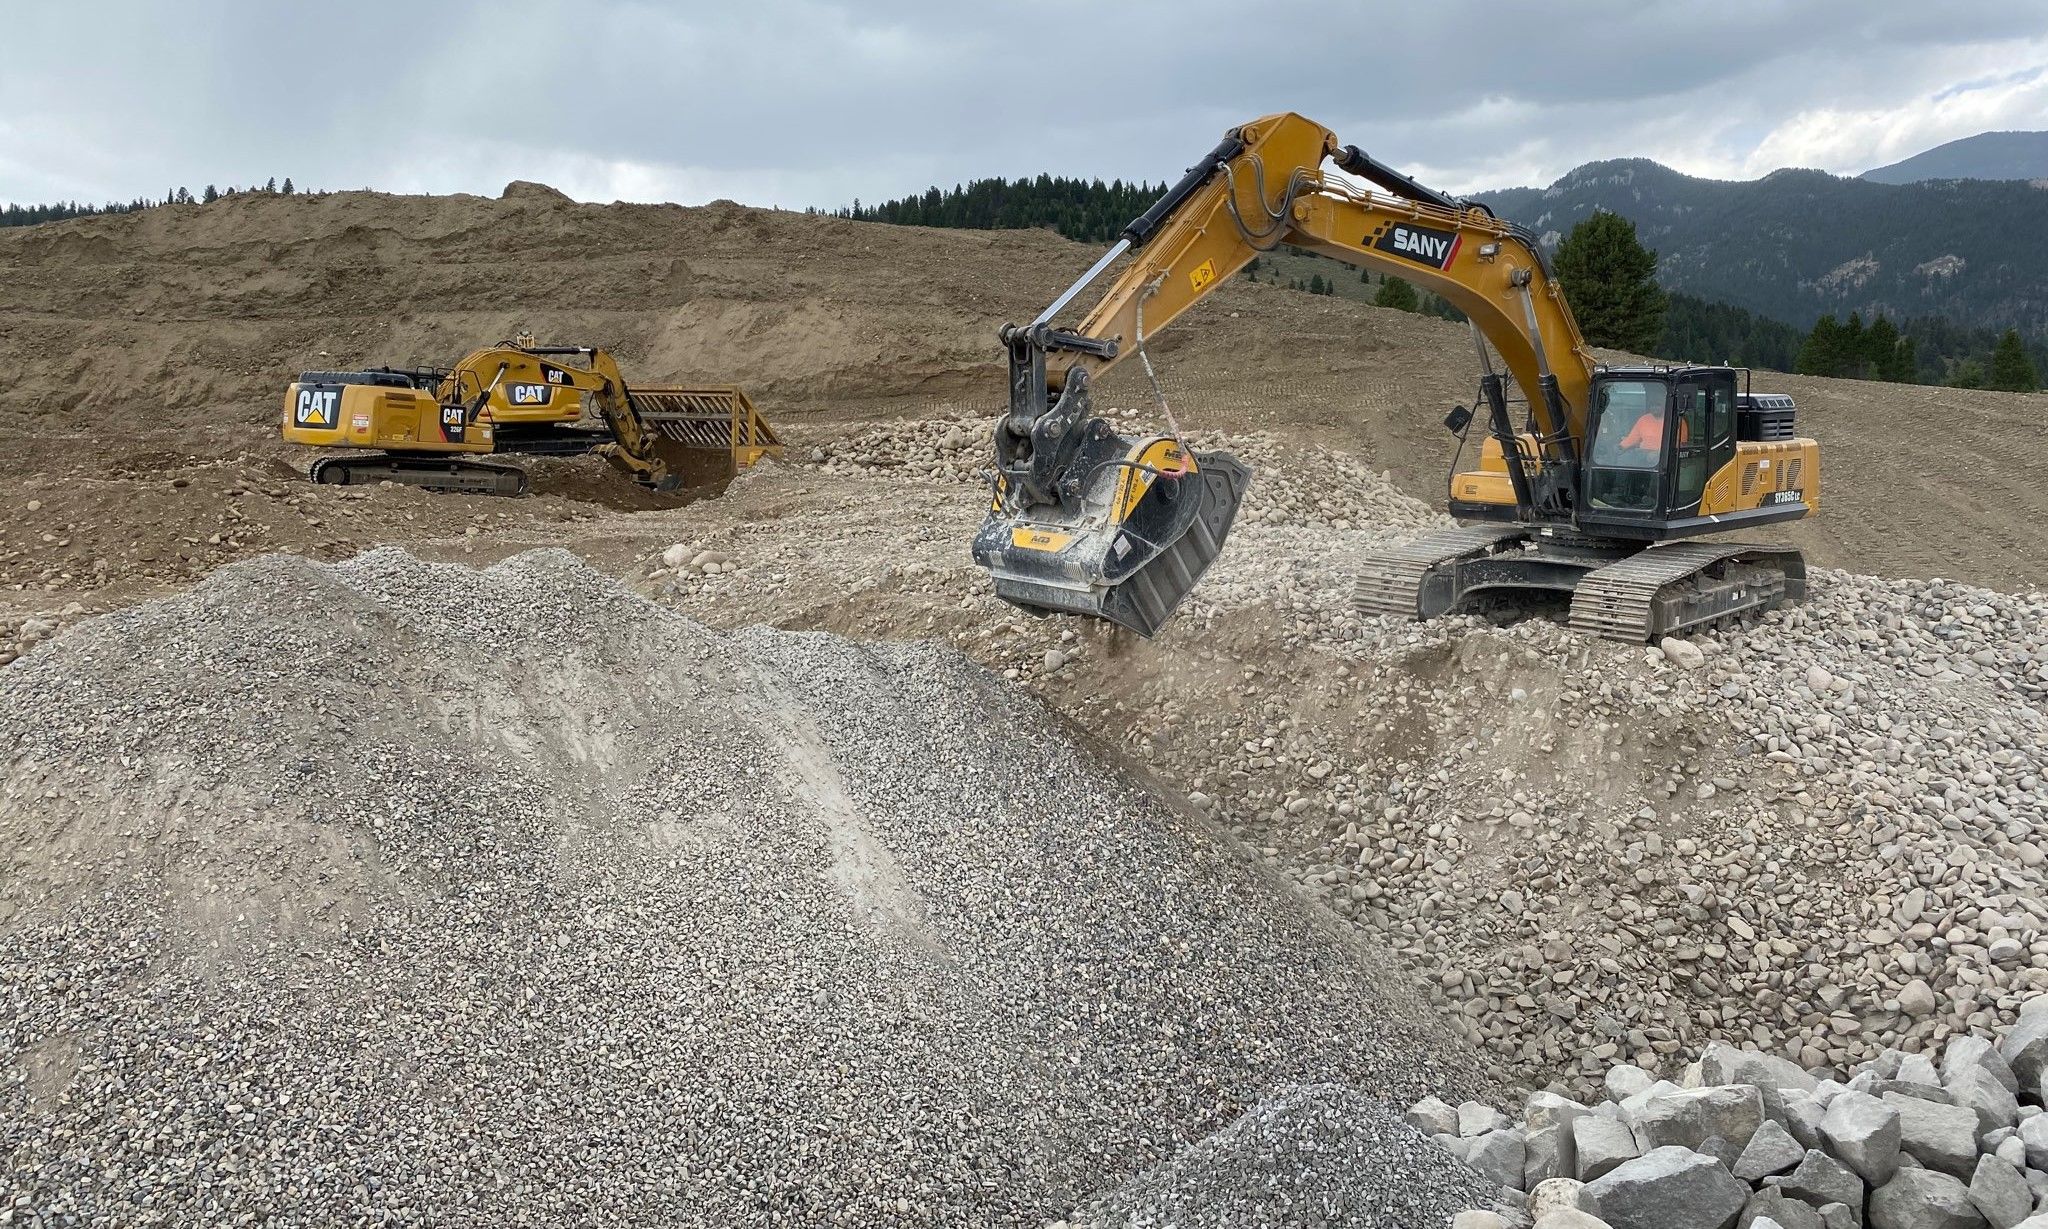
[1567,542,1806,642]
[309,454,529,497]
[1352,525,1531,619]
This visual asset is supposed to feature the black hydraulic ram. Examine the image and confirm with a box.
[1332,145,1463,211]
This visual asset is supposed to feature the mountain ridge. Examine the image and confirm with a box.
[1860,131,2048,184]
[1470,158,2047,339]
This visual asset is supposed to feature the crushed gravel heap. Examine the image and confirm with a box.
[643,424,2048,1099]
[1070,1083,1494,1228]
[0,547,1481,1227]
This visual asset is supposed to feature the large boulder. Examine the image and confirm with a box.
[1821,1090,1905,1185]
[1997,1013,2048,1094]
[1462,1101,1513,1137]
[1884,1092,1986,1180]
[1944,1037,2020,1099]
[1634,1086,1767,1153]
[1608,1064,1659,1102]
[1948,1068,2021,1138]
[1527,1124,1578,1187]
[1967,1154,2032,1229]
[1578,1115,1645,1182]
[1529,1092,1597,1133]
[1408,1095,1461,1136]
[1868,1168,1988,1229]
[1585,1146,1749,1229]
[1528,1178,1593,1220]
[1703,1042,1820,1119]
[1469,1128,1530,1189]
[2017,1113,2048,1171]
[1736,1121,1811,1182]
[1742,1188,1826,1229]
[1778,1090,1829,1150]
[1778,1150,1867,1220]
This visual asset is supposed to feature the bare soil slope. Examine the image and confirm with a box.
[2,184,2039,598]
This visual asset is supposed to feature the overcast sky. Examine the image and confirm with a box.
[5,1,2046,210]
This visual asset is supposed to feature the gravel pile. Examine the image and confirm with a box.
[1422,1009,2048,1229]
[645,421,2048,1100]
[1070,1083,1494,1228]
[0,547,1483,1226]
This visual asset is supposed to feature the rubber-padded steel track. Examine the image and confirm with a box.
[1352,525,1530,619]
[1568,542,1805,641]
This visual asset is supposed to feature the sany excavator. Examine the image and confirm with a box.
[281,338,780,496]
[973,112,1820,642]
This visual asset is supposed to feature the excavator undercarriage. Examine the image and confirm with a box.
[1351,526,1807,641]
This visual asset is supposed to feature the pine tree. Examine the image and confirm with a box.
[1889,335,1918,383]
[1552,211,1666,351]
[202,184,219,203]
[1308,273,1327,295]
[265,177,277,193]
[1950,358,1986,389]
[1374,275,1419,312]
[1841,312,1867,376]
[175,187,192,205]
[1796,315,1844,377]
[1990,328,2040,391]
[1864,316,1899,380]
[281,178,295,195]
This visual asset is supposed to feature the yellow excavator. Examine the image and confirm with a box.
[973,112,1820,642]
[280,339,780,496]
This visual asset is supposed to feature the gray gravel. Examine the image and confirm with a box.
[1070,1083,1495,1228]
[0,547,1483,1226]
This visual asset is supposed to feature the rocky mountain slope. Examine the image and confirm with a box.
[1475,160,2048,338]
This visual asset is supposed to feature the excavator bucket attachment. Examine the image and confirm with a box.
[622,386,784,489]
[973,428,1252,638]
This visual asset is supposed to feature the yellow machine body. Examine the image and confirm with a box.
[279,343,781,495]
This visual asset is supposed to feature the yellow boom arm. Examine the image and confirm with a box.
[1020,111,1595,456]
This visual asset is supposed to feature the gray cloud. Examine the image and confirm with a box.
[6,1,2046,208]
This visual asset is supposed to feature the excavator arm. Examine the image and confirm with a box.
[979,112,1600,636]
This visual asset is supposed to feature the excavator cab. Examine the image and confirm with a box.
[1579,367,1740,528]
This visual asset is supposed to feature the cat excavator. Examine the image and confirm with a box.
[281,339,780,496]
[973,112,1820,642]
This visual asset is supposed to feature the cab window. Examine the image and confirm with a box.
[1587,380,1667,469]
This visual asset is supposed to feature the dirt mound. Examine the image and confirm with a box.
[0,547,1480,1226]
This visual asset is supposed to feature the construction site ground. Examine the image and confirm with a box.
[3,185,2046,1223]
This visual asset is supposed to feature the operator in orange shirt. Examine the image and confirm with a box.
[1619,404,1688,455]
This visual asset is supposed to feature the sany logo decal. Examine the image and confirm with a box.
[1372,222,1462,270]
[295,387,340,426]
